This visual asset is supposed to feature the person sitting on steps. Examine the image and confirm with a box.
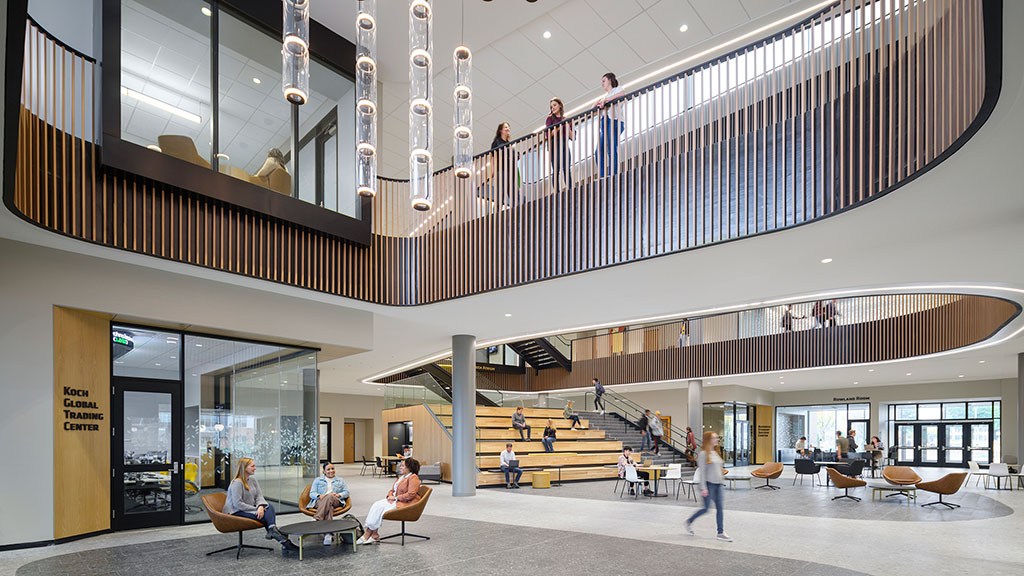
[563,401,583,429]
[511,406,532,441]
[542,419,557,453]
[500,443,523,489]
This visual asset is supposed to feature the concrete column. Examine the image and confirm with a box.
[688,380,703,440]
[451,335,476,497]
[536,393,548,408]
[1018,353,1023,464]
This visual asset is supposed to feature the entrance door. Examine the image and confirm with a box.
[896,423,970,467]
[112,378,183,530]
[967,422,994,465]
[344,422,356,463]
[895,424,917,465]
[944,424,965,465]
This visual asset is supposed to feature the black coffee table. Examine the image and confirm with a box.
[279,518,360,560]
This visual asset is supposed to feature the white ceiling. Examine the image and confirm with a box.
[312,0,800,178]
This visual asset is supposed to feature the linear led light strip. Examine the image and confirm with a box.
[361,284,1024,385]
[122,87,201,124]
[533,0,837,132]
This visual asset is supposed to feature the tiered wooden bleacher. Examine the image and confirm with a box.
[432,405,621,486]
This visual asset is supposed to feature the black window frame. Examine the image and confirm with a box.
[100,0,370,242]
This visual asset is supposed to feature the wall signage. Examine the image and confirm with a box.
[756,425,771,438]
[112,329,135,360]
[62,386,104,431]
[833,396,870,402]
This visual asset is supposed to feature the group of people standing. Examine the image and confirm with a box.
[222,456,424,550]
[487,72,627,204]
[781,300,842,332]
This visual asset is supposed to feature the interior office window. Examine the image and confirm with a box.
[298,58,357,217]
[112,325,182,380]
[120,0,212,165]
[895,405,917,421]
[918,404,941,421]
[968,402,993,419]
[847,403,869,420]
[943,403,966,420]
[217,9,292,194]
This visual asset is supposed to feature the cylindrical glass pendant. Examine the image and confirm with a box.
[356,0,377,197]
[282,0,310,105]
[409,0,432,211]
[453,45,472,179]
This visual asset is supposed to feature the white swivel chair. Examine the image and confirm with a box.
[620,466,646,499]
[967,460,988,488]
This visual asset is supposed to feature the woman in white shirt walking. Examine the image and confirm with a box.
[684,431,732,542]
[595,72,625,177]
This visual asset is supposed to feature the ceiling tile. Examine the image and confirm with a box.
[588,0,643,29]
[563,51,608,92]
[494,31,559,79]
[617,12,676,63]
[473,47,535,93]
[470,70,514,109]
[740,0,791,18]
[552,0,612,48]
[647,0,713,50]
[586,33,644,77]
[519,19,585,62]
[537,70,588,106]
[687,0,750,35]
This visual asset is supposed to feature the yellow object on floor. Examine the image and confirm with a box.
[532,472,551,488]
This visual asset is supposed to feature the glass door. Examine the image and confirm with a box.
[968,422,993,465]
[112,378,183,530]
[944,424,965,465]
[896,424,917,465]
[919,424,940,464]
[849,420,869,452]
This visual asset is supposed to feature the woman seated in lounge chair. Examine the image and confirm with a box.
[358,458,421,545]
[222,457,298,551]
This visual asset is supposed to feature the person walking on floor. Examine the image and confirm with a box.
[685,426,698,465]
[593,378,606,414]
[648,411,664,455]
[684,431,732,542]
[638,410,651,451]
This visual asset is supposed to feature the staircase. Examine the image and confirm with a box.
[507,338,571,371]
[421,363,500,407]
[579,411,692,468]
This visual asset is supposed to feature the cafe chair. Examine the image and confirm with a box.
[916,473,968,509]
[827,468,866,502]
[661,463,683,496]
[620,466,646,499]
[988,463,1012,490]
[967,460,988,488]
[374,456,387,478]
[298,484,352,518]
[200,493,274,559]
[379,486,433,545]
[751,462,784,490]
[157,135,210,169]
[679,467,702,501]
[360,457,376,476]
[836,459,866,478]
[793,459,822,486]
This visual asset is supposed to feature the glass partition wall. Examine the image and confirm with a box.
[774,403,870,464]
[703,403,750,467]
[112,324,318,526]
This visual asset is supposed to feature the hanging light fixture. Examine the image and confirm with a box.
[282,0,309,104]
[409,0,433,211]
[356,0,378,197]
[453,2,472,179]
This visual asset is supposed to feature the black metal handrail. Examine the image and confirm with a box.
[584,389,697,457]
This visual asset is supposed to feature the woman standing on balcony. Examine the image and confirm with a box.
[546,97,574,191]
[489,121,517,206]
[595,72,624,177]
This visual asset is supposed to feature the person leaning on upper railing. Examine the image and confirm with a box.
[545,97,574,191]
[594,72,625,178]
[488,121,517,205]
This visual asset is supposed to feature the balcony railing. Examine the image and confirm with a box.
[8,0,1000,305]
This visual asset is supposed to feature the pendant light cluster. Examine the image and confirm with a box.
[409,0,433,211]
[282,0,309,105]
[452,4,472,179]
[356,0,378,197]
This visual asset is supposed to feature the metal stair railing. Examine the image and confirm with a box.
[584,389,698,458]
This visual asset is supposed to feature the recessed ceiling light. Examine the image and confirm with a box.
[978,360,986,364]
[868,369,875,372]
[252,77,261,84]
[779,381,784,385]
[504,313,512,317]
[170,356,176,359]
[195,343,203,347]
[147,144,162,152]
[679,24,689,32]
[542,30,551,39]
[192,374,197,377]
[854,381,859,385]
[958,375,965,378]
[906,372,912,376]
[155,363,161,367]
[820,257,833,264]
[114,361,124,364]
[283,380,288,384]
[778,375,784,379]
[201,6,212,17]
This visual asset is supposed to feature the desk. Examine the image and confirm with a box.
[381,456,403,476]
[638,466,670,497]
[279,518,360,560]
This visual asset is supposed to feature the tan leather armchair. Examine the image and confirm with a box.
[916,472,968,509]
[751,462,784,490]
[883,466,922,485]
[298,484,352,518]
[157,135,210,169]
[266,167,292,196]
[827,468,866,502]
[379,485,433,545]
[200,492,274,559]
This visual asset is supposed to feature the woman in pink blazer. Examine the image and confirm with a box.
[358,458,421,544]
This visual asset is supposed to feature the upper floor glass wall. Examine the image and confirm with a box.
[118,0,358,218]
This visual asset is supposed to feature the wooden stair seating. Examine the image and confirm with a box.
[454,406,622,486]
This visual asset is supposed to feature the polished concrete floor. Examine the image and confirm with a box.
[4,464,1022,576]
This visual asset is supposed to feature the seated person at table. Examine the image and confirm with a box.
[835,431,849,460]
[542,419,557,453]
[308,462,350,544]
[563,401,583,429]
[358,458,421,545]
[618,446,651,496]
[867,436,884,466]
[512,406,532,440]
[500,443,523,489]
[795,436,808,458]
[223,457,299,551]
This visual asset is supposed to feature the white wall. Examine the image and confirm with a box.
[0,239,373,545]
[27,0,98,58]
[319,392,385,463]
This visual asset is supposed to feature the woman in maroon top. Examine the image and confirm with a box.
[545,97,574,191]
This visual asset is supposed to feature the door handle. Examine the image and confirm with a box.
[173,462,180,474]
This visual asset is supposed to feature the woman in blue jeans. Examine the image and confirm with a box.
[684,432,732,542]
[595,72,624,177]
[542,419,557,453]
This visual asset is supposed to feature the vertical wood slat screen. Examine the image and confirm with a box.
[12,1,994,305]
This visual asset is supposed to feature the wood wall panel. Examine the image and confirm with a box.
[380,405,453,482]
[53,306,113,539]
